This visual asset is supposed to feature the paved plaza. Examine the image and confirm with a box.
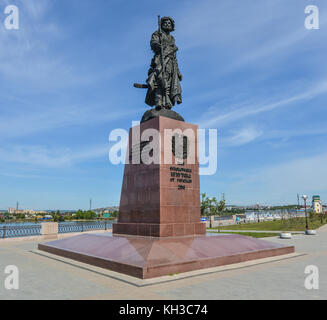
[0,225,326,300]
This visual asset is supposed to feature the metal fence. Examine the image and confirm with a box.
[214,215,234,221]
[58,221,112,234]
[0,224,41,239]
[0,221,113,239]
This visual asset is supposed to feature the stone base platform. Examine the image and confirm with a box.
[38,233,294,279]
[113,222,206,237]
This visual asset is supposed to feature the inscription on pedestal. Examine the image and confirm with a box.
[170,165,192,190]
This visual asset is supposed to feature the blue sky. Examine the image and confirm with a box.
[0,0,326,210]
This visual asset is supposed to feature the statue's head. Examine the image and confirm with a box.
[161,16,175,32]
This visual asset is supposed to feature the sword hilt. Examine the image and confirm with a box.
[133,83,149,89]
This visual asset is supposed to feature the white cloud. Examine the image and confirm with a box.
[0,144,109,168]
[0,1,66,86]
[0,0,137,89]
[229,152,327,204]
[197,80,327,128]
[224,12,327,75]
[177,0,284,50]
[223,127,263,146]
[222,125,327,149]
[264,127,327,141]
[0,103,139,138]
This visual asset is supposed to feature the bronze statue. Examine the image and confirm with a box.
[134,16,183,114]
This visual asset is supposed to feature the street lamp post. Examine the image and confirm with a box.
[302,195,309,230]
[256,203,260,223]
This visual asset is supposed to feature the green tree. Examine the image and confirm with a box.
[209,197,219,229]
[201,193,210,216]
[75,209,83,220]
[217,199,226,216]
[17,213,25,220]
[201,193,218,228]
[216,198,226,232]
[110,211,118,219]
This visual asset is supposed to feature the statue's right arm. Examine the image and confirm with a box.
[150,32,161,54]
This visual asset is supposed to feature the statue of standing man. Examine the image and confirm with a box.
[146,16,183,110]
[135,16,183,111]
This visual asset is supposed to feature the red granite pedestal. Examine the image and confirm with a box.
[113,116,206,237]
[38,116,295,279]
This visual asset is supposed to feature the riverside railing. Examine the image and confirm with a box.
[58,221,112,234]
[0,221,113,239]
[0,224,41,239]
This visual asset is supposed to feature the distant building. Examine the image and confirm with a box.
[8,208,46,215]
[312,195,322,214]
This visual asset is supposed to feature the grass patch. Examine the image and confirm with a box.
[214,216,327,232]
[209,231,280,238]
